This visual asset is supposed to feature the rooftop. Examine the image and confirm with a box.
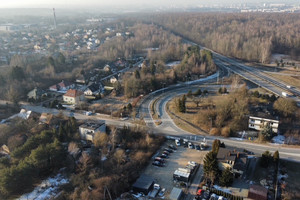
[64,89,83,98]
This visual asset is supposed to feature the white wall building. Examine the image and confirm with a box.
[79,121,106,141]
[248,116,279,133]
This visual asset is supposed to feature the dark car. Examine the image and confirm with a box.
[164,148,173,153]
[195,145,201,151]
[163,151,170,155]
[152,161,164,167]
[160,154,168,158]
[169,145,177,150]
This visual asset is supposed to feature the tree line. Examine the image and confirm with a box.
[145,13,300,63]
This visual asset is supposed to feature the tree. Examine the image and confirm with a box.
[219,167,233,187]
[194,88,202,96]
[260,124,274,141]
[187,90,193,98]
[273,150,279,164]
[261,150,272,168]
[94,133,109,147]
[273,98,297,117]
[114,149,125,166]
[57,52,66,64]
[203,151,218,183]
[10,66,25,81]
[134,69,140,79]
[212,139,221,154]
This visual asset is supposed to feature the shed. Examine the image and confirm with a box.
[132,175,154,195]
[169,187,183,200]
[248,185,268,200]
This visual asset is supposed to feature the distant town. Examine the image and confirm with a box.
[0,5,300,200]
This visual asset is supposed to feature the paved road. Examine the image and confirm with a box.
[137,65,300,162]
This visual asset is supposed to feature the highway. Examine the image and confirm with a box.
[137,49,300,162]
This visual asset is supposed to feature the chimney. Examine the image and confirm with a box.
[53,8,57,29]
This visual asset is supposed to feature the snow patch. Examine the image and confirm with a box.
[17,173,69,200]
[272,135,285,144]
[213,185,232,194]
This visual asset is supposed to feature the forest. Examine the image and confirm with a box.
[145,13,300,63]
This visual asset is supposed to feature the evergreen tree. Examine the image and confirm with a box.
[203,151,218,183]
[212,139,221,154]
[261,150,272,168]
[194,88,202,96]
[220,167,233,187]
[135,69,140,79]
[273,150,279,164]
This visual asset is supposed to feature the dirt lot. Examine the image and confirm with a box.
[142,140,209,199]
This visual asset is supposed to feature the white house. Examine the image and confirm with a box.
[79,121,106,141]
[248,116,279,133]
[84,83,101,96]
[110,76,118,84]
[63,89,85,105]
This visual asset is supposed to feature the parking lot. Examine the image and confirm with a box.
[142,139,209,199]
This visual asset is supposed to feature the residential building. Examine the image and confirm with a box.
[63,89,84,105]
[49,80,74,92]
[248,185,268,200]
[216,147,248,176]
[79,121,106,141]
[27,87,47,100]
[110,76,118,84]
[248,116,279,133]
[84,83,101,96]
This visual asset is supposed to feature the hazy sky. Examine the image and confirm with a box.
[0,0,297,8]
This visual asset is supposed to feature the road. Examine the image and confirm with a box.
[137,61,300,163]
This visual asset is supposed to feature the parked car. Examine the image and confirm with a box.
[155,157,165,163]
[203,191,210,199]
[164,148,174,153]
[152,161,164,167]
[158,188,166,197]
[160,154,168,158]
[195,144,201,151]
[163,151,170,155]
[169,144,177,150]
[188,142,194,149]
[175,139,181,146]
[209,193,218,200]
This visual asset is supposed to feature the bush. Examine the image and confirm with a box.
[221,127,231,137]
[210,128,220,136]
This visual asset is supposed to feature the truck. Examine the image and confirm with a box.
[148,183,160,198]
[282,91,288,97]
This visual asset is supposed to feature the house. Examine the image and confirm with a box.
[248,116,279,133]
[110,76,118,84]
[103,64,111,72]
[216,147,248,176]
[84,83,101,96]
[79,121,106,141]
[248,185,268,200]
[49,80,74,92]
[63,89,84,105]
[27,87,47,100]
[39,113,54,125]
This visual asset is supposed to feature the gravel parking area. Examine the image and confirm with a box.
[142,140,209,198]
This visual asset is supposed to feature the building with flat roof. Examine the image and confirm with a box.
[132,175,154,195]
[248,116,279,133]
[79,121,106,141]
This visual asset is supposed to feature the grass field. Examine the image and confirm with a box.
[266,73,300,88]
